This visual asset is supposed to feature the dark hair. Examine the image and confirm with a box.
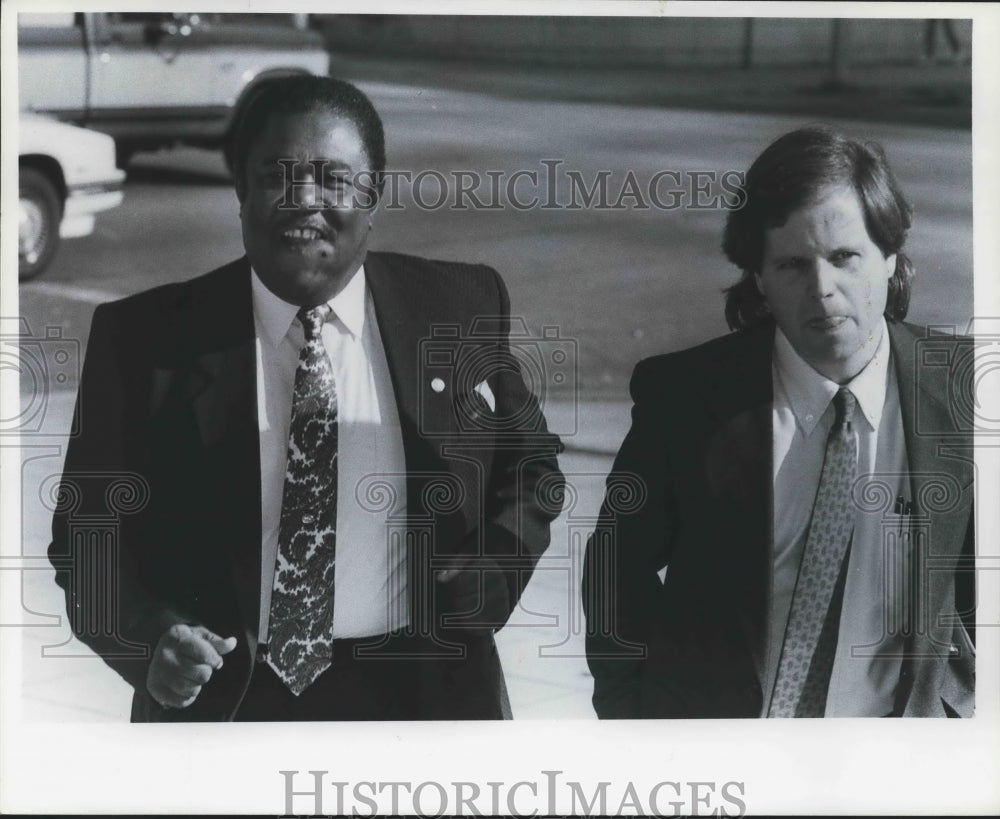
[722,126,914,331]
[229,75,386,200]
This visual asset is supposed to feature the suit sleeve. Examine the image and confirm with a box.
[957,501,975,645]
[582,357,676,718]
[47,302,190,694]
[449,267,565,627]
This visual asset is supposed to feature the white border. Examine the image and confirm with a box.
[2,1,998,815]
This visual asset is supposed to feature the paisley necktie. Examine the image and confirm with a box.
[267,304,339,695]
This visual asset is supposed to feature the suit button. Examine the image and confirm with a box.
[948,643,960,657]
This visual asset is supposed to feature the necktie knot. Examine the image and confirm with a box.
[833,387,856,432]
[298,304,332,342]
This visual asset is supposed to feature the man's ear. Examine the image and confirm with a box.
[233,172,247,208]
[883,253,897,281]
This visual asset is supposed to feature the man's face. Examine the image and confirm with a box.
[237,108,375,306]
[755,183,896,383]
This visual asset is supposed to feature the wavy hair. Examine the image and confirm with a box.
[722,126,914,331]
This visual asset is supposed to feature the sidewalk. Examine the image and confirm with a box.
[542,396,632,456]
[11,394,631,721]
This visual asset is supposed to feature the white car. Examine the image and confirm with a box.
[19,12,329,168]
[19,113,125,280]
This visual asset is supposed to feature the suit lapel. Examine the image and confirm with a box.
[167,258,258,445]
[888,322,974,716]
[366,252,423,437]
[365,252,455,467]
[364,252,477,640]
[169,258,262,642]
[890,321,974,507]
[890,321,973,627]
[702,323,775,685]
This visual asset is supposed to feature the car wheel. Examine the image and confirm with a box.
[19,167,62,281]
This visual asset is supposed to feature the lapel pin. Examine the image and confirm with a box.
[431,378,446,393]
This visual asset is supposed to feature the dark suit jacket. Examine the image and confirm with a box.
[48,252,563,721]
[583,319,975,718]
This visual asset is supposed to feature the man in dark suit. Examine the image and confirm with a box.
[583,126,974,718]
[48,76,563,721]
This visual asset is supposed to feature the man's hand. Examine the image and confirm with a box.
[435,558,511,631]
[146,624,237,709]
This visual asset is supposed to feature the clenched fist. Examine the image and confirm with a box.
[146,624,237,709]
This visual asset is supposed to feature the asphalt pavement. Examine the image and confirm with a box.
[17,101,974,398]
[328,51,972,128]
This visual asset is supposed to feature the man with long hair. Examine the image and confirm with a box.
[584,126,974,718]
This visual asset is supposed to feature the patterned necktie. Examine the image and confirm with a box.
[267,304,338,695]
[769,387,858,717]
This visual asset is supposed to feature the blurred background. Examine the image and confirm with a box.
[11,11,973,721]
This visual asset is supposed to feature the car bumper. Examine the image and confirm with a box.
[60,177,124,239]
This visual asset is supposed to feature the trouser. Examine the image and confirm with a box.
[235,631,507,720]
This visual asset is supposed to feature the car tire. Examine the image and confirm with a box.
[19,167,62,281]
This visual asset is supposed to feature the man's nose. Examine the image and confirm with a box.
[291,176,326,209]
[806,259,837,299]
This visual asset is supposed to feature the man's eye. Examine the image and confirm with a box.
[830,250,857,265]
[777,258,805,271]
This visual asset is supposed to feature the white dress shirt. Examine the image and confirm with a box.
[765,320,909,717]
[252,265,409,641]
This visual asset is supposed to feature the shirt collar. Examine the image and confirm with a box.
[773,318,891,436]
[251,264,367,346]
